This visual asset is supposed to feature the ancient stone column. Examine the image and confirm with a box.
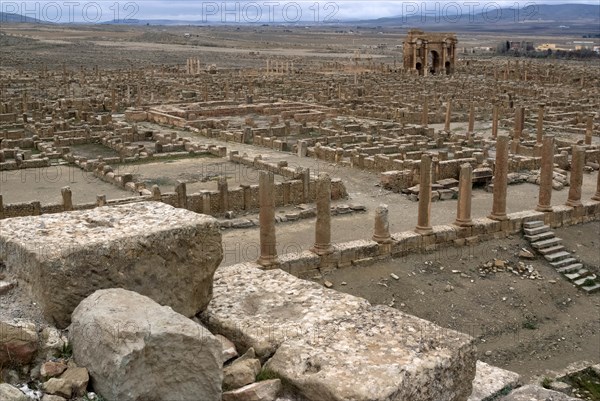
[311,173,333,255]
[175,182,187,209]
[454,163,473,226]
[372,204,392,243]
[566,146,585,207]
[585,115,593,146]
[415,154,433,234]
[421,98,428,127]
[218,177,228,212]
[536,104,545,145]
[151,185,161,201]
[444,97,452,132]
[489,135,510,220]
[592,169,600,201]
[536,135,555,212]
[96,194,107,207]
[0,194,4,219]
[492,104,499,139]
[468,102,475,134]
[511,107,522,154]
[257,171,278,266]
[61,186,73,211]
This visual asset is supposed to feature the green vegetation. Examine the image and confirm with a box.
[541,376,553,389]
[256,368,282,382]
[562,368,600,400]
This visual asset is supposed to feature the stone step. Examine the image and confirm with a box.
[525,231,555,242]
[539,245,566,255]
[531,237,562,249]
[582,283,600,294]
[574,275,596,286]
[523,220,544,229]
[551,257,578,268]
[544,251,571,262]
[524,226,551,236]
[556,263,584,274]
[564,269,590,281]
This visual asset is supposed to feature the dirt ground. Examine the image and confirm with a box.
[320,221,600,382]
[0,165,130,205]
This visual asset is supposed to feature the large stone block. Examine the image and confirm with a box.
[0,202,222,328]
[70,288,222,401]
[202,264,476,401]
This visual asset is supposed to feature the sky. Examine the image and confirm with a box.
[2,0,598,23]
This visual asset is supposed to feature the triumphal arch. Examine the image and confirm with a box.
[403,29,458,76]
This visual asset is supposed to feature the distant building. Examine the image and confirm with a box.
[574,41,595,50]
[403,29,458,76]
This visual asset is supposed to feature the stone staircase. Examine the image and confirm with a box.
[524,221,600,294]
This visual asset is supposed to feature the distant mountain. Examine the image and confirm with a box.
[0,12,43,24]
[355,3,600,26]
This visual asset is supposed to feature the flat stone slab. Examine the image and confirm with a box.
[468,361,521,401]
[498,384,581,401]
[202,263,477,401]
[0,202,222,328]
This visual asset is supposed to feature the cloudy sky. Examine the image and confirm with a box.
[3,0,599,23]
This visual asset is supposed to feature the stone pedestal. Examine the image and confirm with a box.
[218,177,229,212]
[536,104,545,145]
[415,154,433,234]
[489,135,509,221]
[566,146,585,207]
[585,115,593,146]
[536,135,554,212]
[592,170,600,201]
[175,182,187,209]
[455,163,473,226]
[61,186,73,211]
[468,102,475,133]
[311,173,333,255]
[372,204,392,243]
[444,98,452,132]
[257,171,278,266]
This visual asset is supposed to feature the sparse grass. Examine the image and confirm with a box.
[59,342,73,359]
[256,368,282,382]
[562,368,600,400]
[582,278,598,287]
[541,376,553,389]
[522,318,538,330]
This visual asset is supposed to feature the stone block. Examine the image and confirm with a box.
[71,289,222,401]
[0,202,222,328]
[203,264,476,401]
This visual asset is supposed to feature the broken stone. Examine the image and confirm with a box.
[467,361,520,401]
[223,357,261,390]
[0,383,29,401]
[0,319,38,366]
[222,379,282,401]
[40,361,67,378]
[70,288,222,401]
[390,273,400,280]
[0,280,15,295]
[217,334,239,363]
[500,384,580,401]
[518,248,535,259]
[323,280,333,288]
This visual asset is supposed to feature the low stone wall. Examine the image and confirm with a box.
[269,202,600,278]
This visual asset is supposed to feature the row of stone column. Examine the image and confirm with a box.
[256,147,600,265]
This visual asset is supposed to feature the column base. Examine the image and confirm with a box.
[535,205,553,212]
[414,226,433,235]
[592,194,600,201]
[257,256,279,269]
[372,234,393,244]
[488,213,508,221]
[311,244,333,256]
[565,200,582,208]
[453,219,473,227]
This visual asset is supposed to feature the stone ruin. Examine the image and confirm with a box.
[0,28,599,401]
